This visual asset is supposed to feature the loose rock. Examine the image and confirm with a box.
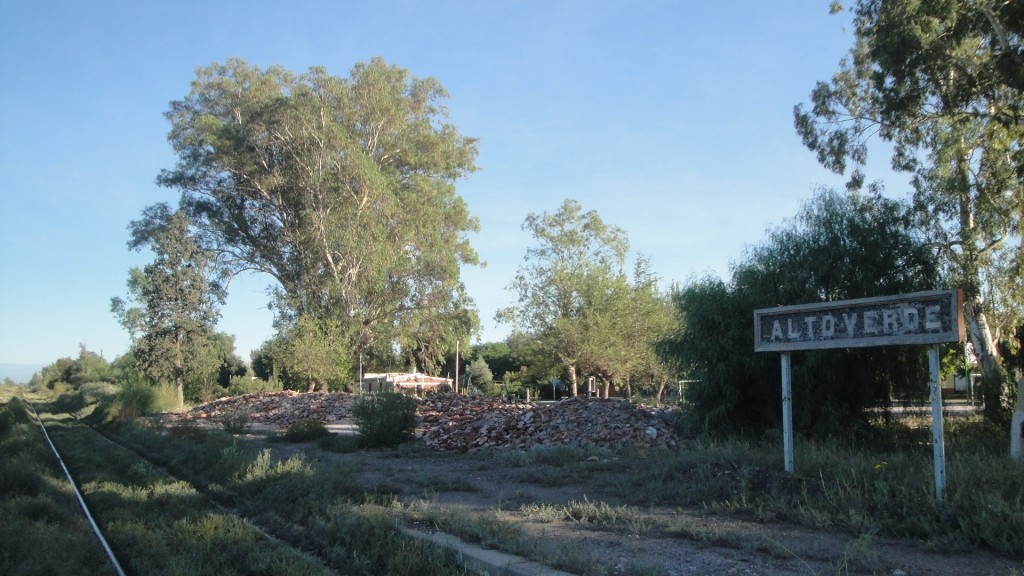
[174,391,679,451]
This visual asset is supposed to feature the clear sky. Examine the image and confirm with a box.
[0,0,875,368]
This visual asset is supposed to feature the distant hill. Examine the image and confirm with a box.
[0,363,43,384]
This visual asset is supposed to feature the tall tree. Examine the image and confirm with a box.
[111,205,224,409]
[576,257,678,399]
[158,57,481,362]
[794,0,1024,416]
[498,199,629,396]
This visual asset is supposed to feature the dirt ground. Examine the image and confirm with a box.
[254,427,1022,576]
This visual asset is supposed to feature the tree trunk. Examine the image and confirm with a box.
[1012,370,1024,460]
[656,381,666,405]
[601,377,610,399]
[964,296,1008,417]
[175,375,184,411]
[568,364,578,397]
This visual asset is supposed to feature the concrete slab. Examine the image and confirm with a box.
[400,527,577,576]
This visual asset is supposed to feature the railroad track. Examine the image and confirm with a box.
[21,399,342,576]
[25,399,127,576]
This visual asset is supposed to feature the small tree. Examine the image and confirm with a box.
[465,356,495,395]
[111,205,224,409]
[274,315,353,392]
[498,199,629,396]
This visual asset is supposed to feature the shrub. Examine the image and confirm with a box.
[219,410,252,434]
[152,382,181,412]
[0,397,32,435]
[350,392,418,448]
[117,379,155,420]
[78,382,120,406]
[4,397,31,424]
[283,418,330,442]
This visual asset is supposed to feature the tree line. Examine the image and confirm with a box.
[60,0,1018,452]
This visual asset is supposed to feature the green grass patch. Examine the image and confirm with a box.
[77,411,469,575]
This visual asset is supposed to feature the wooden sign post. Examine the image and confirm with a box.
[754,290,964,502]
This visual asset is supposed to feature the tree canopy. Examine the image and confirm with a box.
[795,0,1024,414]
[158,57,481,366]
[111,205,224,408]
[661,189,939,436]
[498,199,674,397]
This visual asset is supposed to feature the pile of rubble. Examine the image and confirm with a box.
[418,393,678,452]
[180,391,355,427]
[177,391,679,451]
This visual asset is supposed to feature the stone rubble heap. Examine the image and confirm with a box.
[182,390,355,427]
[179,391,678,451]
[418,393,678,452]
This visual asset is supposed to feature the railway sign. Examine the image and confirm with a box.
[754,289,964,352]
[754,289,965,502]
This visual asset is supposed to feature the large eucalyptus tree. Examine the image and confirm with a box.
[158,58,481,366]
[795,0,1024,416]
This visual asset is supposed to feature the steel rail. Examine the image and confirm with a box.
[25,401,127,576]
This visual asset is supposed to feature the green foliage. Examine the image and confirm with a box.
[471,342,516,381]
[166,419,209,442]
[219,410,252,434]
[112,205,224,409]
[0,397,31,435]
[159,57,481,369]
[38,346,114,390]
[464,356,495,395]
[227,374,282,396]
[54,381,121,414]
[351,392,418,448]
[500,198,668,396]
[283,418,331,442]
[273,315,354,392]
[795,0,1024,415]
[661,189,938,436]
[118,378,156,420]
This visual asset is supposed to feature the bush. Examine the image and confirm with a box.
[283,418,330,442]
[0,398,32,435]
[117,379,156,420]
[166,419,208,442]
[350,392,418,448]
[78,382,120,406]
[219,410,252,434]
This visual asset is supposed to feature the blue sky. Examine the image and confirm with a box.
[0,1,875,369]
